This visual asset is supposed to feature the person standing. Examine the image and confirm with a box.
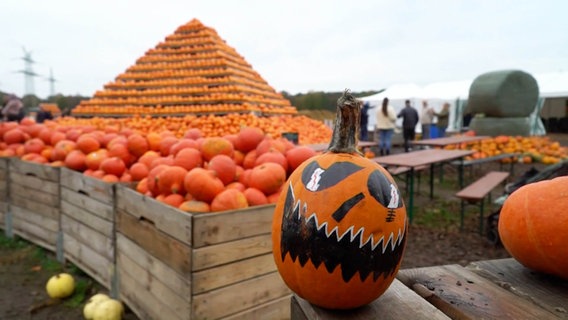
[397,100,419,152]
[375,97,396,156]
[360,101,370,141]
[36,104,54,123]
[435,102,451,138]
[2,94,24,122]
[420,100,434,140]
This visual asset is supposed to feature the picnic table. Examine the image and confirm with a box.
[291,258,568,319]
[411,135,492,148]
[305,140,376,152]
[372,149,474,223]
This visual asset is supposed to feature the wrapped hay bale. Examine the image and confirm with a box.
[467,70,539,117]
[469,116,531,136]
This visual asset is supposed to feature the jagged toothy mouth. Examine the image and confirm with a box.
[279,184,407,283]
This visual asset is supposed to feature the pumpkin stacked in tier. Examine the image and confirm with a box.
[73,19,297,117]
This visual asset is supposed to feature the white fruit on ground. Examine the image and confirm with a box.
[45,273,75,299]
[92,298,124,320]
[83,293,111,320]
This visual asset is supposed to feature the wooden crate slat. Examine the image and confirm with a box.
[10,207,57,251]
[61,187,114,222]
[0,168,6,180]
[60,168,114,204]
[0,157,8,170]
[192,233,272,271]
[61,214,113,260]
[192,253,276,294]
[192,272,291,319]
[9,158,59,181]
[224,295,291,320]
[63,233,113,288]
[117,208,191,275]
[117,234,191,297]
[9,195,59,221]
[118,265,186,320]
[115,185,192,246]
[8,171,59,195]
[467,258,568,317]
[60,199,113,237]
[10,183,59,207]
[10,204,58,232]
[192,204,275,248]
[118,249,190,320]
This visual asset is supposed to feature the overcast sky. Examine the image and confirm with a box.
[0,0,567,98]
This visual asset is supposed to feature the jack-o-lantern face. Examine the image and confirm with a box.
[272,153,407,309]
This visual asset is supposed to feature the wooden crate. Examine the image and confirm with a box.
[60,167,116,289]
[8,158,60,251]
[0,158,8,231]
[115,184,291,320]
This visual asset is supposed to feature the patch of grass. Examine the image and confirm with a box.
[0,233,29,249]
[414,201,460,229]
[64,278,90,307]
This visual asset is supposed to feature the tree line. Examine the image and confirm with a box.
[0,90,382,115]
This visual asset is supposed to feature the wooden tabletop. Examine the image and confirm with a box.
[305,141,376,152]
[411,135,491,147]
[372,149,475,168]
[292,258,568,319]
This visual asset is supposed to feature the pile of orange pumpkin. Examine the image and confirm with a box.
[443,134,568,164]
[0,117,327,213]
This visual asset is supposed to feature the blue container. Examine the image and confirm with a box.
[429,124,439,138]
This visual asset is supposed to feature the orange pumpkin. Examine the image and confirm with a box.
[272,90,407,309]
[210,188,248,212]
[498,176,568,280]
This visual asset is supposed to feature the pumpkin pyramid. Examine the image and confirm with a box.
[73,19,297,117]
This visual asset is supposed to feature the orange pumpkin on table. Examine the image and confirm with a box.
[272,90,407,309]
[498,175,568,280]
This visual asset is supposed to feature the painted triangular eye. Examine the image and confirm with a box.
[300,161,364,192]
[367,170,403,209]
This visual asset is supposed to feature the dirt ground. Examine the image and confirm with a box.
[1,134,566,319]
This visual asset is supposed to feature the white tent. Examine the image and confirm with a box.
[360,83,423,132]
[360,71,568,135]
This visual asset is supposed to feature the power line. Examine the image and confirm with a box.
[15,47,41,96]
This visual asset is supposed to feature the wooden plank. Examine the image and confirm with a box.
[192,204,275,248]
[61,215,113,260]
[467,258,568,318]
[9,158,59,181]
[11,210,57,251]
[61,187,114,222]
[61,199,113,237]
[115,185,192,246]
[63,232,113,288]
[192,233,273,271]
[9,182,59,207]
[225,295,291,320]
[9,194,59,221]
[117,208,191,275]
[9,171,59,195]
[117,248,189,320]
[192,272,291,319]
[10,204,59,232]
[456,171,509,200]
[291,279,451,320]
[60,167,114,203]
[0,157,8,170]
[192,253,276,294]
[397,264,560,319]
[0,168,6,180]
[118,265,186,320]
[116,234,191,298]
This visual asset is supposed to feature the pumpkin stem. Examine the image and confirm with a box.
[327,89,362,154]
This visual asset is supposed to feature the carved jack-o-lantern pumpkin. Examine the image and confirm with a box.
[272,90,407,309]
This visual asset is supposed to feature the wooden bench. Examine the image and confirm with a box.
[455,171,510,234]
